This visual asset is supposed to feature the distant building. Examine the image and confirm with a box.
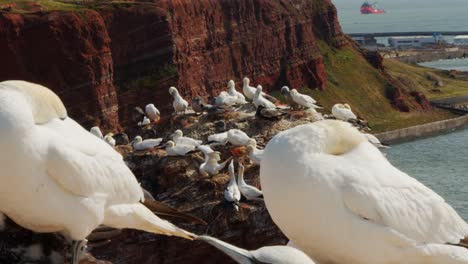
[453,36,468,46]
[388,36,438,49]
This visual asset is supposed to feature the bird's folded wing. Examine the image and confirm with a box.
[342,183,468,244]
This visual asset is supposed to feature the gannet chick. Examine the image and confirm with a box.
[256,105,288,120]
[165,141,195,156]
[215,91,238,107]
[237,162,263,201]
[207,132,228,145]
[289,89,321,109]
[331,103,357,121]
[90,126,103,139]
[363,133,389,149]
[131,136,163,151]
[260,120,468,264]
[227,129,251,146]
[199,151,232,177]
[169,86,188,114]
[145,104,160,122]
[192,96,211,114]
[228,80,247,104]
[253,85,276,109]
[196,236,316,264]
[224,160,241,211]
[171,130,202,147]
[0,80,194,264]
[246,139,264,165]
[138,116,151,126]
[104,133,116,147]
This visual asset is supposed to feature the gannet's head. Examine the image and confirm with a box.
[105,132,114,137]
[290,89,298,96]
[131,136,143,145]
[228,80,235,89]
[146,103,156,110]
[1,81,67,124]
[344,103,352,110]
[165,140,175,148]
[172,130,183,138]
[281,86,290,96]
[208,151,221,162]
[243,77,250,85]
[255,85,263,96]
[169,86,178,96]
[247,138,257,147]
[313,120,366,155]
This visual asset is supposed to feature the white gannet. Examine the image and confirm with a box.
[165,141,195,156]
[215,91,238,107]
[145,103,160,122]
[224,160,241,211]
[227,129,251,146]
[237,162,263,201]
[171,129,202,147]
[246,139,264,165]
[131,136,163,151]
[138,116,151,126]
[260,120,468,264]
[90,126,103,139]
[332,103,357,121]
[289,89,321,109]
[103,133,116,147]
[199,150,232,177]
[281,86,295,106]
[242,77,259,100]
[363,133,389,149]
[0,81,194,264]
[196,235,316,264]
[208,132,229,145]
[253,85,276,109]
[228,80,247,104]
[169,86,188,114]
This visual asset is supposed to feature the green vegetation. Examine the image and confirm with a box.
[0,0,137,12]
[118,64,178,92]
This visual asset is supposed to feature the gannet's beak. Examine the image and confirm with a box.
[196,236,254,263]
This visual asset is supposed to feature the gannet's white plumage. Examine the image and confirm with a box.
[132,136,163,151]
[224,160,241,210]
[208,132,228,145]
[242,77,258,100]
[332,103,357,121]
[199,150,232,177]
[215,91,238,107]
[260,120,468,264]
[0,81,193,264]
[237,162,263,201]
[138,116,151,126]
[227,129,251,146]
[197,235,316,264]
[253,85,276,109]
[165,141,195,156]
[145,103,160,122]
[171,130,202,147]
[289,89,321,109]
[228,80,247,104]
[90,126,103,139]
[104,133,116,147]
[363,133,388,149]
[246,139,263,165]
[169,86,188,114]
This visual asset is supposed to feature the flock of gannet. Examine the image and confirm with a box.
[1,79,466,264]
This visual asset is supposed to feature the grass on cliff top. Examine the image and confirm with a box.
[290,42,456,133]
[0,0,137,12]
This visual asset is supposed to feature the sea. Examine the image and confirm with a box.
[333,0,468,221]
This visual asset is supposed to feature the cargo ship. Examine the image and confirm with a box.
[360,2,386,14]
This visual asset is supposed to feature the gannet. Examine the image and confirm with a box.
[145,103,160,122]
[103,133,116,147]
[215,91,238,107]
[253,85,276,109]
[169,86,188,114]
[165,141,195,156]
[260,120,468,264]
[131,136,163,151]
[171,129,202,147]
[228,80,247,104]
[289,89,321,109]
[138,116,151,126]
[363,133,389,149]
[207,132,228,145]
[90,126,103,139]
[280,86,296,106]
[197,235,316,264]
[0,81,194,264]
[192,96,209,114]
[132,106,145,123]
[246,139,263,165]
[199,150,232,177]
[242,77,259,100]
[227,129,251,146]
[237,162,263,201]
[256,105,288,120]
[332,103,357,121]
[224,160,241,211]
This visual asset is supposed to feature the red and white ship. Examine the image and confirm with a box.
[360,1,386,14]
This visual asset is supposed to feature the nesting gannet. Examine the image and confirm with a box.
[242,77,259,100]
[0,81,194,264]
[260,120,468,264]
[197,236,316,264]
[131,136,163,151]
[165,141,195,156]
[228,80,247,104]
[256,105,288,120]
[145,103,160,122]
[199,150,232,177]
[224,160,241,211]
[169,86,189,114]
[138,116,151,126]
[246,139,264,165]
[237,162,263,201]
[171,129,202,147]
[332,103,357,121]
[363,133,388,149]
[227,129,251,146]
[289,89,321,109]
[90,126,103,139]
[253,85,276,109]
[207,132,229,145]
[215,91,238,107]
[192,96,210,114]
[103,133,116,147]
[281,86,295,106]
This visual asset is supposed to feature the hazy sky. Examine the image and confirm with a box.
[332,0,468,9]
